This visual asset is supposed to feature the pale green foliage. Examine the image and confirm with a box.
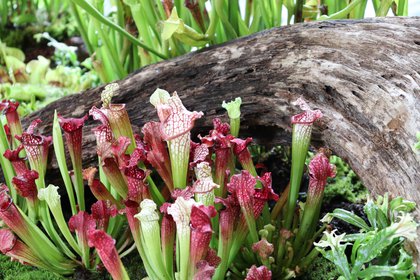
[317,194,418,280]
[0,39,98,116]
[162,8,209,47]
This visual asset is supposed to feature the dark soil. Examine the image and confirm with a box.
[1,26,88,64]
[321,201,367,235]
[24,40,55,62]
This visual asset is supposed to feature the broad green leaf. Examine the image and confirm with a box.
[390,196,416,214]
[26,56,51,84]
[315,230,353,279]
[353,213,417,273]
[162,8,184,41]
[162,8,209,47]
[357,249,415,280]
[4,46,25,61]
[331,208,371,231]
[364,199,379,229]
[4,55,26,71]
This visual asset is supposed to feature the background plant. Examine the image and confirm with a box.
[0,38,98,116]
[0,0,412,115]
[66,0,409,83]
[316,193,417,279]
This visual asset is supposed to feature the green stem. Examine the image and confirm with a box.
[318,0,364,20]
[294,0,304,23]
[243,213,259,245]
[283,124,311,230]
[0,117,16,200]
[278,124,312,262]
[53,111,77,215]
[244,0,252,26]
[93,19,127,79]
[292,192,323,263]
[71,153,85,211]
[377,0,394,16]
[214,0,237,39]
[69,0,167,59]
[205,0,218,39]
[178,231,191,280]
[69,2,93,53]
[230,117,240,137]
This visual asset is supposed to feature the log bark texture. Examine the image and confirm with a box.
[24,17,420,254]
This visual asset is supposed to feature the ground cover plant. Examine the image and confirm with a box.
[316,194,417,279]
[0,84,417,279]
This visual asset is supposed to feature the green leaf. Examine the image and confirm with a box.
[390,196,416,214]
[4,55,26,71]
[315,230,353,279]
[364,195,390,229]
[357,249,415,280]
[396,0,408,16]
[352,213,417,273]
[364,199,379,229]
[330,208,371,231]
[26,56,51,84]
[4,46,25,61]
[0,117,16,199]
[318,0,364,20]
[69,0,167,59]
[161,7,209,47]
[162,8,183,41]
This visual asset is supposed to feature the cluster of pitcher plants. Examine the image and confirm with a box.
[0,84,416,279]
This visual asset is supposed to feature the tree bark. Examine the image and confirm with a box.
[24,17,420,257]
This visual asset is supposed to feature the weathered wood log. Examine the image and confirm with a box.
[24,16,420,257]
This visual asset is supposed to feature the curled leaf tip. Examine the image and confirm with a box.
[291,98,323,125]
[135,199,159,223]
[38,184,60,208]
[308,152,336,189]
[245,265,272,280]
[0,229,16,254]
[222,97,242,119]
[101,83,120,108]
[150,88,170,107]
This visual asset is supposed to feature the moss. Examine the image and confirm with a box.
[323,155,368,204]
[123,251,147,279]
[299,255,340,280]
[0,254,64,280]
[0,246,146,280]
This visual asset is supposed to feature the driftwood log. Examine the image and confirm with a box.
[24,17,420,259]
